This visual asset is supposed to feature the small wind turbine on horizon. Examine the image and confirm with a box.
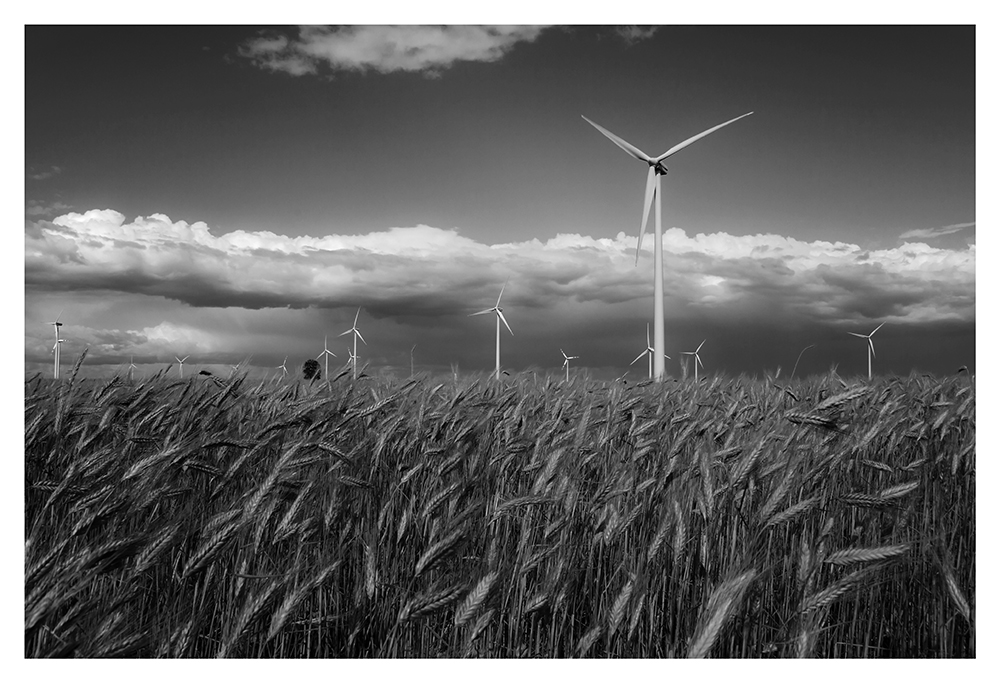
[561,349,579,382]
[582,111,752,383]
[275,356,289,380]
[175,355,190,379]
[317,336,337,380]
[227,355,253,379]
[681,340,706,383]
[339,307,367,380]
[48,312,64,379]
[849,322,885,380]
[469,278,513,381]
[128,355,138,382]
[630,323,671,379]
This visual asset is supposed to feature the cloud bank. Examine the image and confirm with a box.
[238,26,547,77]
[25,209,975,332]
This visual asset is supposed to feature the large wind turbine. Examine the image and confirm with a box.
[681,340,706,383]
[561,349,579,382]
[469,279,513,381]
[339,308,367,380]
[582,111,752,382]
[48,312,64,379]
[849,322,885,380]
[630,323,671,379]
[175,355,190,379]
[275,356,289,380]
[317,336,337,380]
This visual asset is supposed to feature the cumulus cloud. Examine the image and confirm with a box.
[27,165,62,181]
[238,25,547,77]
[26,199,72,217]
[25,210,975,334]
[613,26,659,44]
[898,221,975,241]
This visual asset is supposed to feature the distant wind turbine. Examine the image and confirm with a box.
[128,355,138,382]
[48,312,64,379]
[681,340,706,383]
[175,355,190,379]
[317,336,337,380]
[275,356,289,379]
[339,308,367,380]
[849,322,885,380]
[469,278,513,381]
[583,111,752,382]
[630,323,671,379]
[561,349,580,382]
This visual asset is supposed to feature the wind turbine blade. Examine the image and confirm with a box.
[696,340,705,353]
[631,350,648,365]
[497,310,513,336]
[581,115,651,162]
[354,308,361,326]
[655,112,754,161]
[696,355,704,369]
[871,321,885,336]
[663,354,671,360]
[355,330,367,345]
[646,323,651,348]
[338,329,352,338]
[182,356,189,362]
[563,358,569,368]
[848,332,867,339]
[561,349,568,359]
[869,338,876,359]
[497,276,510,307]
[636,166,656,265]
[469,308,494,317]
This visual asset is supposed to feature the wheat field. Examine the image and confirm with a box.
[24,359,975,658]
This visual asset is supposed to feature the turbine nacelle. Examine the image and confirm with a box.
[649,160,669,175]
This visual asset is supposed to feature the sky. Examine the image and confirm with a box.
[22,22,977,380]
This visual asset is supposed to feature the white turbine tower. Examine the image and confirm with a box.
[175,355,190,379]
[849,322,885,380]
[48,312,64,379]
[50,336,66,378]
[582,112,752,382]
[469,279,513,381]
[681,340,706,383]
[630,323,671,379]
[339,307,367,380]
[561,349,580,382]
[317,336,337,380]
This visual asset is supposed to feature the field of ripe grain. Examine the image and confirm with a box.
[24,365,975,658]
